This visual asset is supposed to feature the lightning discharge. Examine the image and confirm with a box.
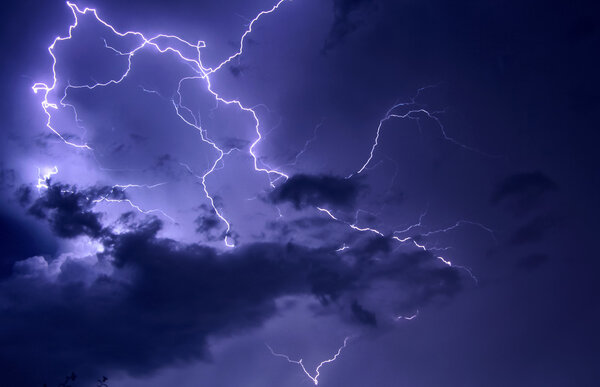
[92,182,175,222]
[395,310,419,321]
[36,166,174,221]
[33,0,490,264]
[32,0,289,247]
[37,166,59,190]
[29,1,498,383]
[267,336,351,385]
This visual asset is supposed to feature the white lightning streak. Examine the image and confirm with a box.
[395,310,419,321]
[33,0,290,247]
[92,182,174,222]
[36,166,59,190]
[353,86,496,176]
[33,1,483,278]
[267,336,351,385]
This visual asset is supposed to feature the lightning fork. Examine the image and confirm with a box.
[266,336,352,385]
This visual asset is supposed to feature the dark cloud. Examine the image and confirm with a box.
[516,253,550,271]
[351,300,377,326]
[270,174,362,210]
[228,64,248,78]
[0,0,595,384]
[366,247,464,312]
[0,212,57,278]
[0,167,16,190]
[0,230,345,385]
[194,204,223,241]
[357,235,392,257]
[16,185,32,207]
[0,185,465,385]
[262,216,341,243]
[24,184,121,239]
[491,171,558,215]
[323,0,377,52]
[510,214,561,246]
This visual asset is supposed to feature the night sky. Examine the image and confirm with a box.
[0,0,599,386]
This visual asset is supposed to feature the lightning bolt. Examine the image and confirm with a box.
[267,336,352,385]
[27,1,498,382]
[419,220,497,242]
[283,120,324,168]
[36,165,59,190]
[317,206,481,282]
[33,0,288,247]
[336,243,350,252]
[393,206,429,234]
[35,165,173,221]
[395,310,419,321]
[91,182,174,223]
[36,166,175,223]
[32,1,489,271]
[351,85,497,177]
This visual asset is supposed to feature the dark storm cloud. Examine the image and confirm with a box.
[510,214,561,246]
[0,184,465,385]
[0,0,594,384]
[261,216,345,244]
[23,184,124,239]
[0,167,16,190]
[16,185,32,207]
[491,171,558,215]
[366,247,463,311]
[357,235,392,256]
[323,0,377,52]
[0,212,57,278]
[270,174,362,209]
[351,300,377,326]
[0,226,350,385]
[516,253,550,271]
[194,204,223,240]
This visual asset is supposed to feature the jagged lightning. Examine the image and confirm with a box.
[36,166,59,190]
[32,1,489,269]
[92,182,175,222]
[395,310,419,322]
[267,336,352,385]
[32,0,290,247]
[36,166,173,221]
[27,1,499,383]
[352,85,496,177]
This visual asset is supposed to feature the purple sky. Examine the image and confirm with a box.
[0,0,598,386]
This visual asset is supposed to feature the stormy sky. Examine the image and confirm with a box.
[0,0,598,386]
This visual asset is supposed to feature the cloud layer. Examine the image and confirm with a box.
[0,183,464,385]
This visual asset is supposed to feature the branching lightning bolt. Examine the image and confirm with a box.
[36,166,173,221]
[351,86,497,177]
[267,336,351,385]
[419,220,497,242]
[92,182,175,222]
[28,1,500,383]
[283,120,324,168]
[36,166,59,190]
[33,0,288,247]
[32,1,489,272]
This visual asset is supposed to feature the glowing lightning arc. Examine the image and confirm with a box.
[267,336,351,385]
[27,2,496,384]
[32,0,288,247]
[32,0,488,275]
